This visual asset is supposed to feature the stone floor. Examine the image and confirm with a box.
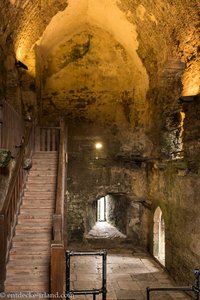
[85,222,127,240]
[1,243,194,300]
[67,246,193,300]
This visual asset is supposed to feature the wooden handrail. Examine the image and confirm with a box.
[53,119,66,241]
[51,119,67,297]
[1,122,33,214]
[0,121,34,292]
[55,120,66,217]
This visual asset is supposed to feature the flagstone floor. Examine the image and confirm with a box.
[67,247,193,300]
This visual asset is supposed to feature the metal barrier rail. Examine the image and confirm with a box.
[146,269,200,300]
[66,250,107,300]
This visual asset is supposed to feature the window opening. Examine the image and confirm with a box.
[153,207,165,266]
[97,196,107,222]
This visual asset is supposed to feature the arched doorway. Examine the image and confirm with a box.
[85,194,127,241]
[153,207,165,266]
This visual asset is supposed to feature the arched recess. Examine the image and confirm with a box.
[86,194,129,235]
[153,207,165,266]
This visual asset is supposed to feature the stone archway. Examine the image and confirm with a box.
[153,207,165,266]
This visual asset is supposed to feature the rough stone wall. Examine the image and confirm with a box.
[183,95,200,162]
[117,0,199,155]
[0,0,68,60]
[66,122,148,245]
[118,0,199,96]
[106,195,129,234]
[0,33,21,113]
[0,0,68,114]
[147,95,200,284]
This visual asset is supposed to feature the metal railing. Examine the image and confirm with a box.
[146,269,200,300]
[66,250,107,300]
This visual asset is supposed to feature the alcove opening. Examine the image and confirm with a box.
[86,194,128,241]
[153,207,165,266]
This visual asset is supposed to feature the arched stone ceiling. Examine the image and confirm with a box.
[3,0,68,61]
[1,0,198,97]
[41,27,142,125]
[38,0,149,100]
[37,0,150,130]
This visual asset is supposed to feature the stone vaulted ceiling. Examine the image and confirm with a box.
[38,0,149,127]
[0,0,199,158]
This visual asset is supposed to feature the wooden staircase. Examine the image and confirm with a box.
[4,151,58,292]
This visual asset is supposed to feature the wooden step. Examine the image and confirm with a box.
[6,274,49,282]
[7,258,50,267]
[22,198,54,202]
[17,221,53,229]
[31,168,57,173]
[25,184,56,190]
[16,222,51,231]
[28,178,56,184]
[5,284,49,292]
[10,246,50,254]
[28,171,57,176]
[32,159,57,163]
[20,208,53,214]
[23,190,55,196]
[9,254,50,259]
[21,200,55,205]
[13,230,51,238]
[6,266,49,276]
[22,203,54,209]
[18,215,52,221]
[31,165,57,170]
[23,195,55,201]
[12,241,51,247]
[13,238,51,244]
[25,183,56,188]
[32,162,57,166]
[22,201,55,206]
[34,151,58,156]
[15,228,51,235]
[17,218,52,225]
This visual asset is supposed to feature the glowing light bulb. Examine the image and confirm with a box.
[95,142,103,149]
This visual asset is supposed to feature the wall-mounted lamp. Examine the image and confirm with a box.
[15,60,28,70]
[95,142,103,149]
[179,96,194,102]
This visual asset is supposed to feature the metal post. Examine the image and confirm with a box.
[66,251,71,300]
[146,287,150,300]
[65,250,107,299]
[194,269,200,300]
[102,250,107,300]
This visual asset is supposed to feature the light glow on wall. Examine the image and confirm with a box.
[180,111,185,153]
